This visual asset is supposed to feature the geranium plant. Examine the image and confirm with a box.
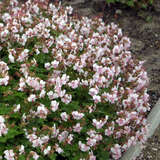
[0,0,150,159]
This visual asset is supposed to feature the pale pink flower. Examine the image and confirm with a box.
[87,138,97,147]
[36,104,48,119]
[116,118,127,127]
[17,49,29,62]
[68,79,80,89]
[41,135,49,144]
[51,100,59,112]
[58,131,68,143]
[113,45,120,54]
[89,151,96,160]
[13,104,21,112]
[67,134,74,144]
[44,62,51,70]
[66,6,73,14]
[55,144,64,154]
[51,60,59,69]
[8,53,15,63]
[19,145,25,155]
[4,150,15,160]
[27,94,37,102]
[44,146,51,155]
[39,89,46,98]
[72,111,84,120]
[42,47,49,53]
[47,91,55,100]
[105,125,114,136]
[61,94,72,104]
[0,123,8,136]
[92,119,106,129]
[60,112,69,122]
[89,88,99,97]
[30,151,39,160]
[111,144,122,160]
[121,37,131,49]
[78,141,90,152]
[92,95,101,104]
[105,93,118,104]
[52,124,59,138]
[0,115,5,123]
[32,138,43,148]
[73,123,82,133]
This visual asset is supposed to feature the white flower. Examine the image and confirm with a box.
[55,144,64,154]
[0,116,5,123]
[27,94,37,102]
[4,150,15,160]
[58,131,68,143]
[8,54,15,63]
[19,145,24,155]
[31,151,39,160]
[60,112,69,121]
[44,146,51,155]
[72,111,84,120]
[44,62,50,70]
[14,104,21,112]
[47,91,54,100]
[78,141,90,152]
[36,104,48,119]
[92,95,101,103]
[73,123,82,133]
[89,88,99,96]
[39,89,46,98]
[92,119,106,129]
[51,100,59,112]
[51,60,59,68]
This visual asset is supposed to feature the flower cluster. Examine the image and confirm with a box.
[0,0,150,159]
[0,61,9,85]
[0,116,8,136]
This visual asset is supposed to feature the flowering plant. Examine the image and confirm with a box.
[0,0,150,159]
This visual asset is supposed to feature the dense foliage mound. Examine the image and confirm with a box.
[0,0,150,159]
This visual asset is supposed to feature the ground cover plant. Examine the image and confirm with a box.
[106,0,153,8]
[0,0,150,159]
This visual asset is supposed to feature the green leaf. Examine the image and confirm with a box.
[0,127,24,143]
[0,143,5,155]
[61,101,80,113]
[127,0,134,6]
[96,147,110,160]
[0,103,11,114]
[106,0,116,3]
[49,153,57,160]
[18,155,26,160]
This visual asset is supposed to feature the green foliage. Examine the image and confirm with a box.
[0,0,150,159]
[0,128,22,142]
[106,0,153,8]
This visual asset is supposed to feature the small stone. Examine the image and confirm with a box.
[115,9,122,15]
[152,147,158,151]
[155,34,158,37]
[130,38,145,53]
[77,8,93,17]
[63,0,85,7]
